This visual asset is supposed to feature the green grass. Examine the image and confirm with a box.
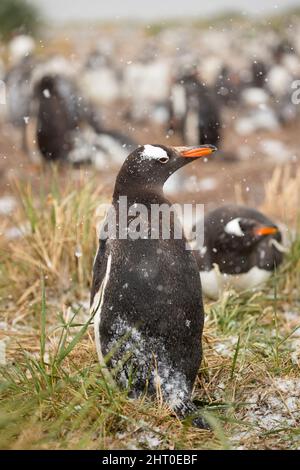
[0,0,40,41]
[0,174,300,450]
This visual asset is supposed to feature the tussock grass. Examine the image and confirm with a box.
[0,171,103,303]
[0,170,300,450]
[260,166,300,228]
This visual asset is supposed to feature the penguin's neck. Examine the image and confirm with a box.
[111,176,186,242]
[113,183,167,207]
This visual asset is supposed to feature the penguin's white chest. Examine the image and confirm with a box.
[200,265,272,300]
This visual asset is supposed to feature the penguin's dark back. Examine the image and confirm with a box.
[37,94,72,161]
[205,204,280,231]
[194,82,221,147]
[36,77,82,161]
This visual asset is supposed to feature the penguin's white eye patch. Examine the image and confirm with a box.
[224,218,244,237]
[140,145,169,161]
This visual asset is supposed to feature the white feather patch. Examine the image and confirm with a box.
[200,265,271,300]
[140,145,168,160]
[224,218,244,237]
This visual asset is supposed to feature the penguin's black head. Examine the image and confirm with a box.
[34,74,74,102]
[35,75,59,98]
[216,217,280,251]
[115,144,217,192]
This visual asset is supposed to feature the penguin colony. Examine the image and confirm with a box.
[4,33,300,167]
[3,34,289,428]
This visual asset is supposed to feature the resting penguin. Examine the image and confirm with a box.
[189,204,285,300]
[91,143,217,427]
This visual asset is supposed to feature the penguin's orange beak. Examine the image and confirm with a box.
[254,225,278,236]
[176,145,217,158]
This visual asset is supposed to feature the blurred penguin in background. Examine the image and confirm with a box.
[5,35,37,152]
[32,73,136,167]
[189,204,285,300]
[168,67,221,148]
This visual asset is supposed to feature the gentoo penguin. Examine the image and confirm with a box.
[214,65,242,108]
[189,205,285,300]
[165,73,221,195]
[33,74,136,166]
[169,72,221,147]
[250,60,268,89]
[91,143,217,427]
[5,56,36,153]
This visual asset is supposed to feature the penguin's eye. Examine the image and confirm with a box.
[159,156,169,164]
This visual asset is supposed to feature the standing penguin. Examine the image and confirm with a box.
[33,74,136,166]
[91,143,217,427]
[5,54,37,153]
[169,72,221,147]
[189,204,285,300]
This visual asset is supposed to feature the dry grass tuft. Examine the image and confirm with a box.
[260,166,300,227]
[0,171,106,305]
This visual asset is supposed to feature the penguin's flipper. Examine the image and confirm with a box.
[90,237,109,307]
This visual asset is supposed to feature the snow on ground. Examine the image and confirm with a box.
[232,378,300,448]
